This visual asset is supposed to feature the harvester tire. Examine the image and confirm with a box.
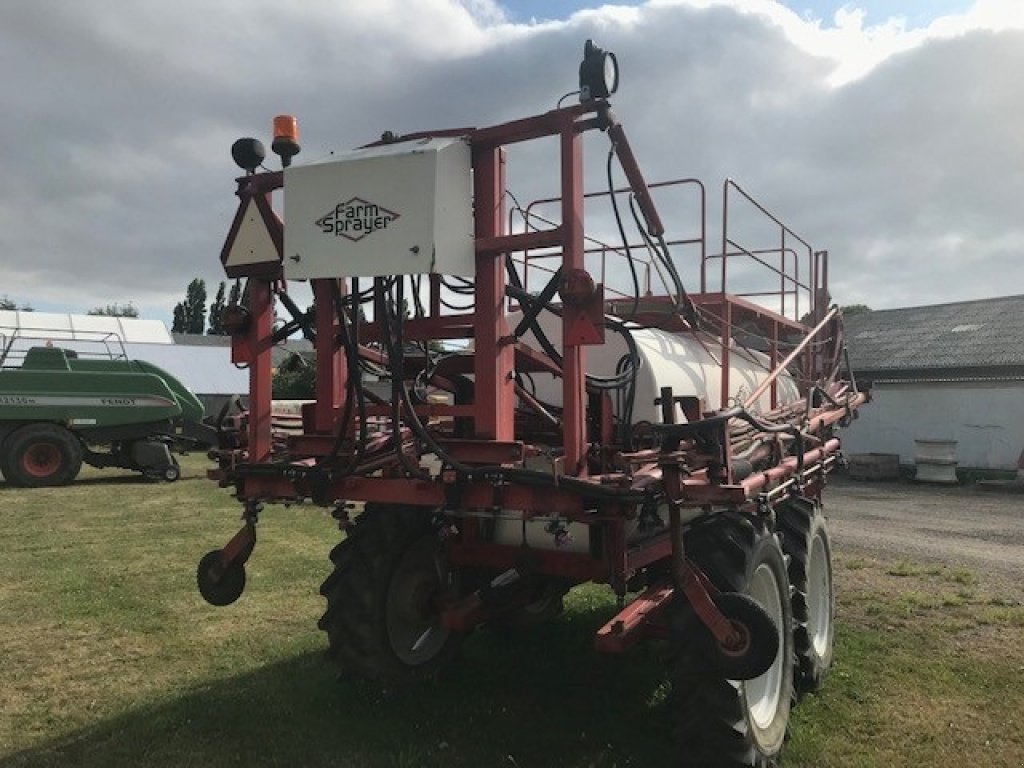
[671,513,794,767]
[778,496,834,693]
[318,504,463,686]
[2,423,83,487]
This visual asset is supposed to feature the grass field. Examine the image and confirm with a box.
[2,455,1022,767]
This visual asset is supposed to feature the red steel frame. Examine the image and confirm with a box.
[214,99,865,649]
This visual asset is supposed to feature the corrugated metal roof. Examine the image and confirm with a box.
[845,294,1024,374]
[172,333,313,369]
[0,310,172,344]
[171,333,231,347]
[123,342,249,395]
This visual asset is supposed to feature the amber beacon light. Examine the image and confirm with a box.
[272,115,301,168]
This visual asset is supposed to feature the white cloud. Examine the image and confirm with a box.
[0,0,1021,319]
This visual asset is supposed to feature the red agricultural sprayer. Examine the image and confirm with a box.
[200,41,865,766]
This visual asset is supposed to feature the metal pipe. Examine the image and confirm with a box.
[606,116,665,237]
[742,305,840,410]
[514,381,561,429]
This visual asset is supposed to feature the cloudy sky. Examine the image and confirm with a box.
[1,0,1021,326]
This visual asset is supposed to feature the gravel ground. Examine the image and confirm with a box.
[824,474,1024,600]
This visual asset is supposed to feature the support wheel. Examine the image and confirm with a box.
[318,505,463,686]
[1,423,83,487]
[197,549,246,606]
[671,513,795,767]
[711,592,779,681]
[778,496,834,693]
[163,462,181,482]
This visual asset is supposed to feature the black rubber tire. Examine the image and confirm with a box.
[1,423,83,487]
[197,549,246,606]
[318,505,463,686]
[710,592,779,681]
[163,461,181,483]
[671,513,795,767]
[778,496,834,693]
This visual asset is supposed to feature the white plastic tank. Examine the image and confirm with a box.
[509,310,799,424]
[478,310,802,553]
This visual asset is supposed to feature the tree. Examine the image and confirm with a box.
[171,278,207,334]
[0,295,33,311]
[228,279,243,307]
[841,304,872,317]
[272,356,317,398]
[172,304,186,334]
[88,302,139,318]
[207,282,227,335]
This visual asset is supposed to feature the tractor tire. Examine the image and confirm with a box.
[1,423,83,487]
[671,513,794,767]
[778,496,834,694]
[317,504,464,686]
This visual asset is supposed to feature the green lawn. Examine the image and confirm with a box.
[1,455,1021,767]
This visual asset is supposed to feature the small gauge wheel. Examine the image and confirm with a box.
[197,549,246,606]
[712,591,780,681]
[163,463,181,482]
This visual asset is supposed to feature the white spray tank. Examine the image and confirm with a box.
[485,309,801,554]
[508,309,800,425]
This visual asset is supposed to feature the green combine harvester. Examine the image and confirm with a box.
[0,333,217,487]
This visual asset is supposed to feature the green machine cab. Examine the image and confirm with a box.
[0,344,216,487]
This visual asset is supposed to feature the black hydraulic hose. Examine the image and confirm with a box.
[513,266,563,340]
[504,255,563,365]
[649,402,807,478]
[379,278,430,479]
[372,293,650,503]
[314,280,365,472]
[393,371,649,502]
[626,195,699,329]
[607,142,642,322]
[504,283,642,391]
[277,291,317,342]
[341,278,369,468]
[842,345,859,395]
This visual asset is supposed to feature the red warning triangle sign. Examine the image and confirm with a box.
[221,193,283,278]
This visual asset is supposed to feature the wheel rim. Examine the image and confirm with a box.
[385,536,452,666]
[742,562,784,730]
[808,532,833,657]
[20,442,62,478]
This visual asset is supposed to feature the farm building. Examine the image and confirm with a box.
[840,295,1024,472]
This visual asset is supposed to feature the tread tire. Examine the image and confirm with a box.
[778,496,834,693]
[317,504,463,686]
[671,513,795,767]
[2,423,83,487]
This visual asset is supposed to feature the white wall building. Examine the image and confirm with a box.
[841,295,1024,471]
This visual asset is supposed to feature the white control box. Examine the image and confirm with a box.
[283,136,474,279]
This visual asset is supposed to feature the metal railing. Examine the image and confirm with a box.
[510,178,706,304]
[508,177,825,325]
[0,326,128,368]
[705,179,825,322]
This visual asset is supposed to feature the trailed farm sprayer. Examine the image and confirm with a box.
[200,42,865,766]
